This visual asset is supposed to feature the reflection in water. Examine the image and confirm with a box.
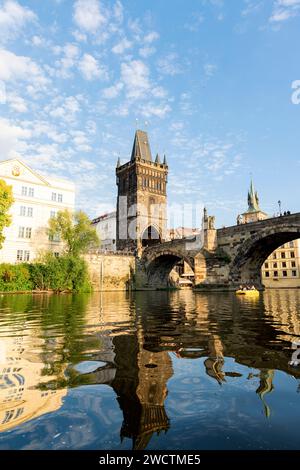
[0,289,300,449]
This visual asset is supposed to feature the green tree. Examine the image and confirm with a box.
[0,179,14,249]
[48,209,99,256]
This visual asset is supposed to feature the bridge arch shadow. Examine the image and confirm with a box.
[145,250,195,288]
[230,227,300,287]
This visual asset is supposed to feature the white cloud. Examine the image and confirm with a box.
[204,63,217,77]
[78,158,96,170]
[78,53,107,80]
[112,37,132,54]
[55,43,80,78]
[0,49,48,87]
[139,102,171,118]
[46,95,81,123]
[70,130,92,152]
[157,53,183,76]
[7,93,27,113]
[113,1,123,23]
[139,46,156,58]
[102,82,123,99]
[73,0,106,33]
[269,0,300,22]
[0,0,36,42]
[0,117,31,159]
[143,31,159,43]
[184,13,204,32]
[121,60,151,99]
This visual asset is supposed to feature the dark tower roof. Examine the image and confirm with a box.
[131,130,152,162]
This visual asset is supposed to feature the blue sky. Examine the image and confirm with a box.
[0,0,299,228]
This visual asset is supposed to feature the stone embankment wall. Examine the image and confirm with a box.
[84,251,136,291]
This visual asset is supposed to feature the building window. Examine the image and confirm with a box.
[58,194,63,203]
[265,271,270,277]
[20,206,26,216]
[21,186,27,196]
[49,233,60,242]
[273,262,277,268]
[16,250,30,262]
[265,262,269,269]
[292,270,297,277]
[273,271,278,277]
[54,252,59,258]
[289,241,294,248]
[281,252,286,259]
[28,188,34,197]
[27,207,33,217]
[272,253,277,259]
[292,261,296,268]
[50,210,56,219]
[52,192,57,201]
[18,227,25,238]
[283,270,287,277]
[282,262,287,268]
[291,251,295,258]
[25,228,32,239]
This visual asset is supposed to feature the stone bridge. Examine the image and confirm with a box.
[137,213,300,290]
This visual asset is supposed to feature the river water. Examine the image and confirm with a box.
[0,289,299,450]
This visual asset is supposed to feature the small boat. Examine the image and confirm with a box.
[236,289,260,296]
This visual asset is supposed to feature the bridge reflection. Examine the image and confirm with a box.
[0,291,299,448]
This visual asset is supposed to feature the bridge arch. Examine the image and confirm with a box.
[141,224,161,248]
[144,249,195,288]
[229,226,300,287]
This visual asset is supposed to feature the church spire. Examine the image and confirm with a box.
[155,153,161,164]
[130,129,152,162]
[247,179,260,212]
[116,156,121,168]
[163,154,167,166]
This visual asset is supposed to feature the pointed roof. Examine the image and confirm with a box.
[163,154,167,166]
[130,130,152,162]
[155,153,161,164]
[116,157,121,168]
[247,179,260,213]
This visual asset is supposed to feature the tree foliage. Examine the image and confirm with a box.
[0,179,14,249]
[48,209,99,256]
[0,254,91,292]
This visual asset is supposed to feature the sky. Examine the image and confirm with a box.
[0,0,300,228]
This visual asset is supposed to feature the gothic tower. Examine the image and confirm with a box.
[116,130,168,253]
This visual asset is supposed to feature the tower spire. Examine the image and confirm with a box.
[247,178,260,212]
[131,129,152,162]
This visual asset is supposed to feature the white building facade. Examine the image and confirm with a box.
[92,211,116,251]
[0,159,75,263]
